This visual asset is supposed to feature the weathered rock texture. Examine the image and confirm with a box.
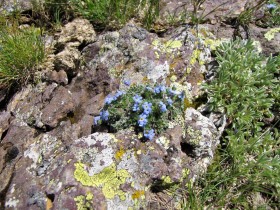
[2,107,220,209]
[0,0,277,206]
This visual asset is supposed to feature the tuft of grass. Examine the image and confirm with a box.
[31,0,72,30]
[0,20,45,88]
[69,0,159,29]
[235,0,268,38]
[182,39,280,209]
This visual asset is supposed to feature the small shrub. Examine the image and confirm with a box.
[94,83,185,140]
[0,21,45,88]
[183,39,280,209]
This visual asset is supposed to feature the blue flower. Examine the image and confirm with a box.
[124,80,131,86]
[144,129,155,140]
[133,103,140,112]
[138,113,148,127]
[160,85,166,93]
[94,116,101,125]
[142,102,152,115]
[154,85,166,94]
[267,3,276,9]
[167,88,180,96]
[100,110,109,121]
[167,98,173,105]
[113,90,125,100]
[133,94,143,104]
[154,86,161,94]
[104,95,114,105]
[146,87,154,92]
[159,101,167,112]
[179,91,185,100]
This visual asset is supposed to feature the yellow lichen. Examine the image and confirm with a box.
[184,98,194,110]
[161,175,172,184]
[264,28,280,41]
[190,49,201,65]
[115,147,125,161]
[155,51,160,59]
[152,39,160,47]
[155,136,170,150]
[74,162,130,200]
[132,190,145,200]
[152,39,182,57]
[170,75,177,82]
[74,194,93,210]
[187,127,202,145]
[164,40,182,49]
[86,192,94,201]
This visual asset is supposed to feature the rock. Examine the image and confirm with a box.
[54,46,81,76]
[0,21,225,210]
[84,22,216,100]
[45,70,68,85]
[3,108,220,209]
[41,86,74,128]
[56,18,96,48]
[0,0,32,14]
[0,111,11,139]
[183,108,220,180]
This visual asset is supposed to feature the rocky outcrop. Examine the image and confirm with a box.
[3,107,220,209]
[0,18,227,209]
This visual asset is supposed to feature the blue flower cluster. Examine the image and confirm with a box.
[93,82,185,141]
[267,3,276,9]
[132,94,143,112]
[154,85,166,94]
[94,90,126,125]
[144,129,155,140]
[159,101,167,112]
[105,90,125,105]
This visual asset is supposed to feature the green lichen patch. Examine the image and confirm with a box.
[186,127,202,146]
[74,192,94,210]
[74,162,130,200]
[264,28,280,41]
[152,39,182,57]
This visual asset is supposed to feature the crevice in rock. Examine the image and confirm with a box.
[78,41,89,52]
[180,142,196,158]
[0,129,9,141]
[5,146,19,163]
[46,193,55,202]
[150,179,178,193]
[0,84,19,111]
[0,169,15,210]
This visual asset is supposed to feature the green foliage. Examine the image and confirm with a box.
[94,83,185,140]
[237,0,268,27]
[31,0,72,29]
[183,39,280,209]
[0,21,45,88]
[69,0,159,29]
[258,0,280,27]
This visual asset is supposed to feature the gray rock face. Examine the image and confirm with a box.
[3,108,220,209]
